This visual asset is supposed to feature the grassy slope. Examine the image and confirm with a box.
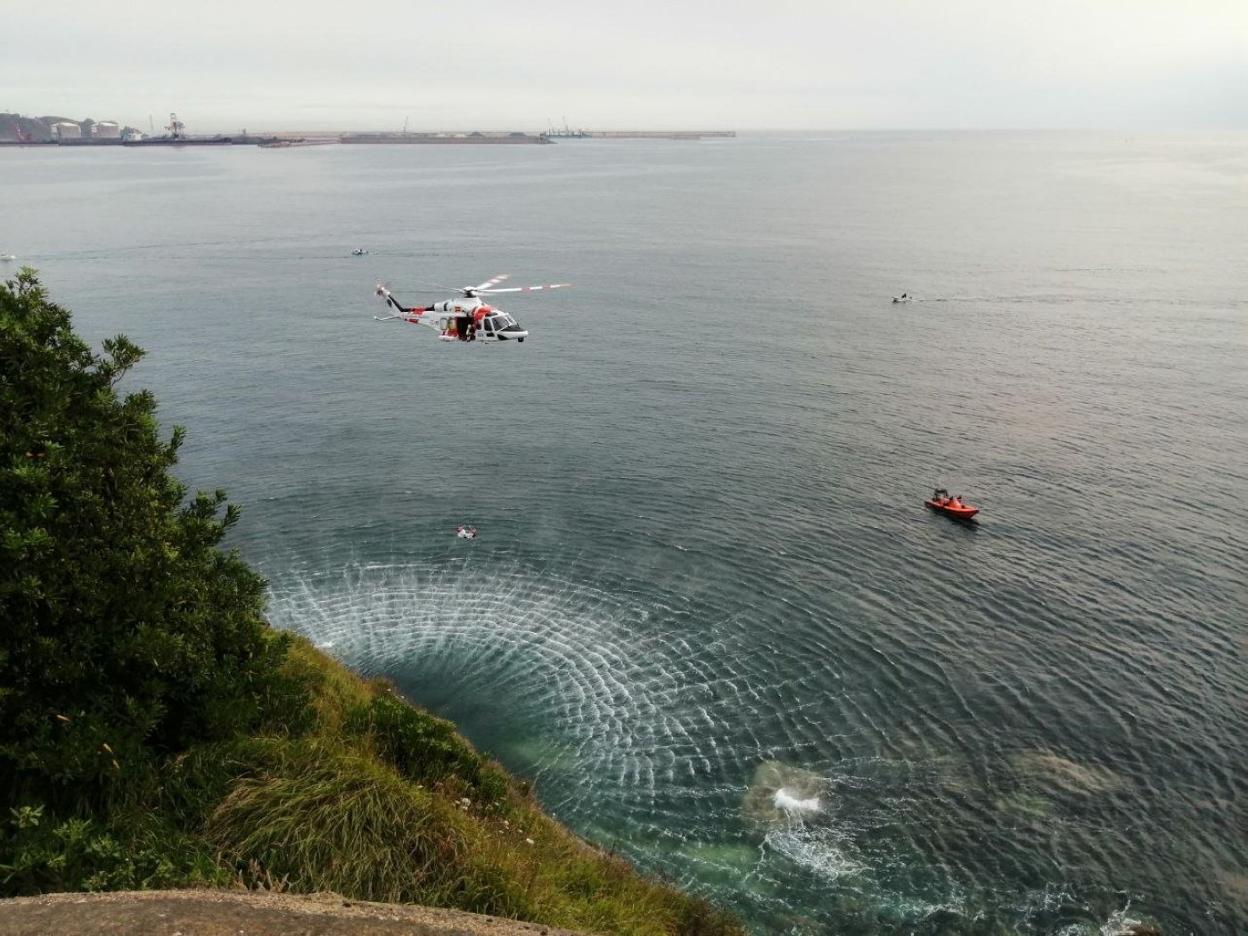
[169,636,742,935]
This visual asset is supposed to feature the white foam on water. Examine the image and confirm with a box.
[1099,906,1147,936]
[774,788,820,814]
[763,827,862,882]
[768,788,818,818]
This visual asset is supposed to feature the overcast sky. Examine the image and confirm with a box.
[5,0,1246,132]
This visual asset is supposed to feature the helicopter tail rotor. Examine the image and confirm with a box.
[374,283,420,318]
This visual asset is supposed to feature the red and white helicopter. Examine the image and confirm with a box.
[374,275,570,343]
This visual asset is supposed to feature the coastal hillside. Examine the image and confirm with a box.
[0,114,56,142]
[0,269,741,936]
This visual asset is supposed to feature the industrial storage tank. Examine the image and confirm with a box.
[95,121,120,139]
[52,122,81,140]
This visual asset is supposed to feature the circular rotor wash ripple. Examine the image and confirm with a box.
[264,560,1178,934]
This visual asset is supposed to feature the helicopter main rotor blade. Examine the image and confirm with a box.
[405,281,461,292]
[468,274,510,292]
[478,283,571,294]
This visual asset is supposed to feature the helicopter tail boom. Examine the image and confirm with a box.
[375,284,414,313]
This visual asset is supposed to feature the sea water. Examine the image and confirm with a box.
[3,132,1245,934]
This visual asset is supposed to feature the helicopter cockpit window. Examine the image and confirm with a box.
[482,318,494,333]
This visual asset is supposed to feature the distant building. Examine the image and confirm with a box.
[51,122,80,140]
[95,121,120,139]
[121,127,146,142]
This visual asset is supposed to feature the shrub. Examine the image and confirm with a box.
[0,269,287,806]
[0,802,224,895]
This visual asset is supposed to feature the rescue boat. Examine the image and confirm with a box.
[925,497,979,520]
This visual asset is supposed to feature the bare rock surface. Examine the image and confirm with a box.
[0,890,589,936]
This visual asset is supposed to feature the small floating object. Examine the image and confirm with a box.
[925,488,979,520]
[891,293,915,303]
[0,254,17,262]
[351,248,369,256]
[455,525,478,540]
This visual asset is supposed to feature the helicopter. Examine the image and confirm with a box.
[374,275,570,343]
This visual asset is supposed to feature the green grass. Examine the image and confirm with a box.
[203,639,742,934]
[3,636,740,935]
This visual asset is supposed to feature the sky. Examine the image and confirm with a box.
[4,0,1246,132]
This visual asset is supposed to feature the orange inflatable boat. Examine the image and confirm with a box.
[925,490,980,520]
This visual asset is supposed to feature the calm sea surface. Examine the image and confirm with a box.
[3,133,1246,934]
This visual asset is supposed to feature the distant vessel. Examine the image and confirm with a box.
[259,139,335,148]
[0,254,16,261]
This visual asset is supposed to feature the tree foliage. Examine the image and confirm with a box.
[0,268,286,804]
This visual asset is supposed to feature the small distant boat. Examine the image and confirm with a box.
[455,525,478,540]
[0,254,16,262]
[351,248,369,256]
[892,294,915,303]
[926,489,979,520]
